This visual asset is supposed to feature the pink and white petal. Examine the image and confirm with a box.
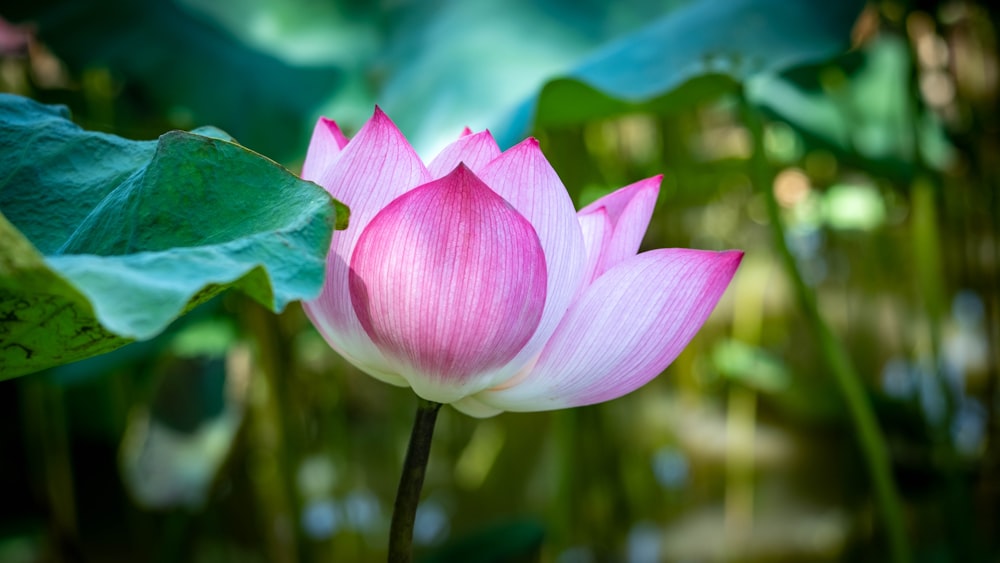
[303,107,431,380]
[301,117,350,183]
[475,249,743,412]
[350,165,548,404]
[581,176,661,277]
[477,139,587,381]
[428,129,501,178]
[579,175,660,222]
[303,300,409,388]
[577,207,612,287]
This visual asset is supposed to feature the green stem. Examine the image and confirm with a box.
[388,398,442,563]
[740,95,911,563]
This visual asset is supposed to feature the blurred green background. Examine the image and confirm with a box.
[1,0,998,561]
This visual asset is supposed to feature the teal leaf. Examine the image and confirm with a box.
[6,0,356,162]
[0,94,347,379]
[373,0,864,151]
[495,0,865,145]
[12,0,864,158]
[569,0,862,100]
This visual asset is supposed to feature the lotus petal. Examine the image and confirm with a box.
[475,249,743,411]
[350,164,547,403]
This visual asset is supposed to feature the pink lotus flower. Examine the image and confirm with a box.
[302,108,742,417]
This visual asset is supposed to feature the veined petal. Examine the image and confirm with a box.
[304,107,431,382]
[475,249,742,412]
[477,139,587,382]
[301,117,350,183]
[428,129,501,178]
[577,207,613,287]
[302,305,410,388]
[580,176,661,279]
[350,164,547,404]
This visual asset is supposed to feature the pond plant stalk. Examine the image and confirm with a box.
[298,106,740,561]
[740,92,912,563]
[388,398,443,562]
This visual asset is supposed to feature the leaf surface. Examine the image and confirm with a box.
[0,95,347,378]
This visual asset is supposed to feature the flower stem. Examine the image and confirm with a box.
[739,94,912,563]
[388,398,442,563]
